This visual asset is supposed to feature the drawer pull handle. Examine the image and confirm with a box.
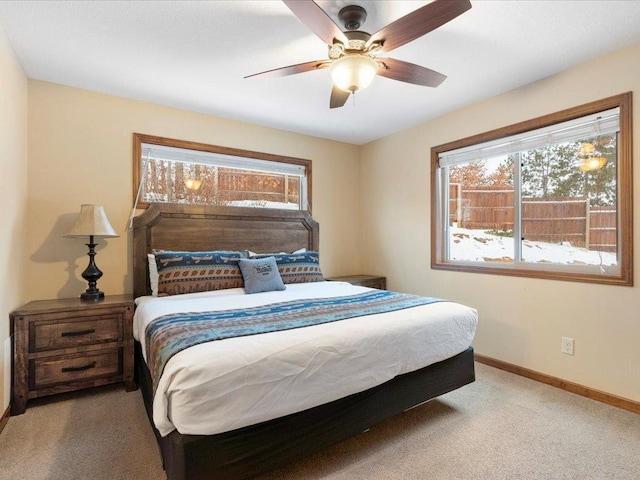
[61,362,97,373]
[61,329,96,337]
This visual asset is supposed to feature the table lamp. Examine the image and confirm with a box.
[65,204,119,300]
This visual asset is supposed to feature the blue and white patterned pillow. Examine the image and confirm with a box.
[257,251,324,284]
[154,250,247,296]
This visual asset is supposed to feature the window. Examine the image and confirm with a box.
[431,93,632,286]
[133,134,311,211]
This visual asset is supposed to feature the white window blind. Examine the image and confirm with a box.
[439,108,620,167]
[141,143,306,177]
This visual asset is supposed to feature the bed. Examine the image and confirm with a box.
[132,203,477,480]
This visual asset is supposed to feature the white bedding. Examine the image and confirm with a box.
[133,281,478,437]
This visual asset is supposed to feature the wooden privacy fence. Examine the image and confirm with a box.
[218,170,300,205]
[145,163,300,206]
[449,185,616,252]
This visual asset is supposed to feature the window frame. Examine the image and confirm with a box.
[431,92,633,286]
[133,133,312,212]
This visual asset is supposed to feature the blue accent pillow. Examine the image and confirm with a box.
[238,257,286,294]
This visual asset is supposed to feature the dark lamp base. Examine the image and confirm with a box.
[80,237,105,302]
[81,290,105,301]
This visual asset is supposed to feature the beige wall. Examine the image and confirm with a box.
[360,42,640,402]
[26,81,361,302]
[0,25,28,411]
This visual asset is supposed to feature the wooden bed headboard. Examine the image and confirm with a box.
[131,203,320,298]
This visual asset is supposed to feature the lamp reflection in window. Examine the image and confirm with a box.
[184,178,202,190]
[576,142,607,172]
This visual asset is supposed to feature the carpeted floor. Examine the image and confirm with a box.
[1,363,638,480]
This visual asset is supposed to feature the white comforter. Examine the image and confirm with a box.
[133,281,478,436]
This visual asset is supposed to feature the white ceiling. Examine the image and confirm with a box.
[1,1,639,145]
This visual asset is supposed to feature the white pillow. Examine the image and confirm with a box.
[148,254,159,296]
[246,248,307,258]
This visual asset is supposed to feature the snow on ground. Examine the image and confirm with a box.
[228,200,299,209]
[449,227,616,266]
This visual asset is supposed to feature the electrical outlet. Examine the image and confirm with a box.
[561,337,574,355]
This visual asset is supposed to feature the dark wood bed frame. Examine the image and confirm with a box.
[132,203,475,480]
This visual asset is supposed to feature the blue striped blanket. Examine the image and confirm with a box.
[146,290,442,393]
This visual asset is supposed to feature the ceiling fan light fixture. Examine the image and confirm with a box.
[253,0,472,107]
[329,55,379,93]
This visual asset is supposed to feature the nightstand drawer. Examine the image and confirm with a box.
[32,315,121,352]
[31,349,122,389]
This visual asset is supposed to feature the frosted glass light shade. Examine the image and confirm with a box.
[65,204,119,238]
[330,55,379,93]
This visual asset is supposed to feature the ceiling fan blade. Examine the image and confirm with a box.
[368,0,471,53]
[377,58,447,87]
[245,59,330,80]
[283,0,349,46]
[330,86,350,109]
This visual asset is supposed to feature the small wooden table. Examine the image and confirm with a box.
[326,275,386,290]
[10,294,136,415]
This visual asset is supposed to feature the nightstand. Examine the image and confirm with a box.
[10,294,136,415]
[326,275,387,290]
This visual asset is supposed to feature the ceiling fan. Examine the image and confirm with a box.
[245,0,472,108]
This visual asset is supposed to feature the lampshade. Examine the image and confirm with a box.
[330,55,379,93]
[65,204,119,238]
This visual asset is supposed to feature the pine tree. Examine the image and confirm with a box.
[519,137,616,206]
